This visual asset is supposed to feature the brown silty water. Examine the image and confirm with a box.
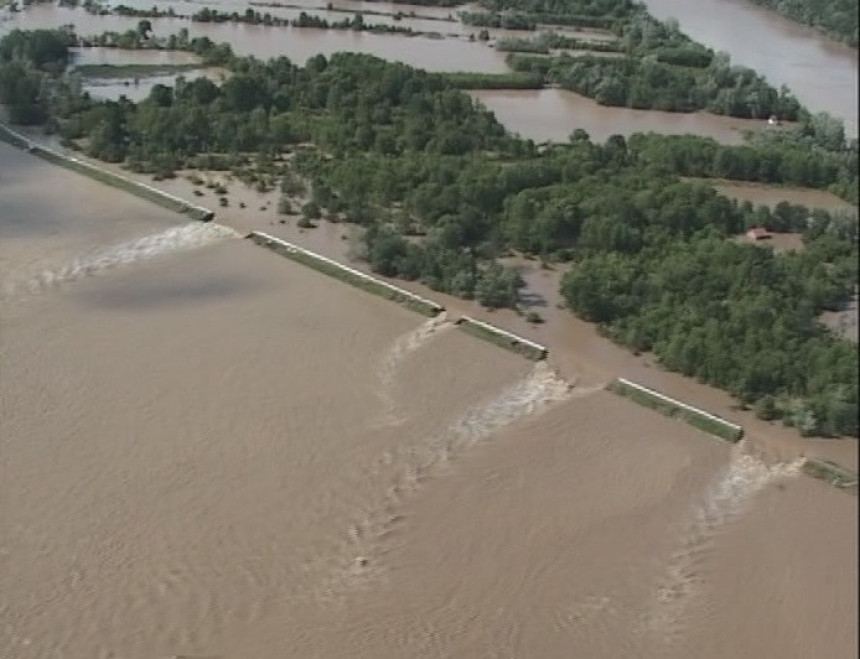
[468,88,771,145]
[2,130,857,657]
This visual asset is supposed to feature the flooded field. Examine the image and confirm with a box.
[2,140,856,658]
[71,47,204,67]
[1,4,512,72]
[7,1,853,143]
[470,88,770,144]
[686,178,859,214]
[82,69,226,101]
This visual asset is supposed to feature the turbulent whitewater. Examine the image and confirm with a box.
[1,222,239,301]
[646,443,806,643]
[376,312,454,423]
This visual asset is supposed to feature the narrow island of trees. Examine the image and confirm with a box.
[746,0,858,48]
[1,27,857,439]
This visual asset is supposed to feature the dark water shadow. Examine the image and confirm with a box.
[77,272,265,312]
[519,291,548,308]
[0,150,69,238]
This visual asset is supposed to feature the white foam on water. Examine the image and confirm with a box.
[317,362,585,602]
[645,442,805,643]
[375,312,454,423]
[431,360,576,464]
[1,223,239,301]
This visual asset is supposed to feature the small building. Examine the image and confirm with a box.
[746,227,772,241]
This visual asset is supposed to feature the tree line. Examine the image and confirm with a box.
[746,0,858,48]
[0,27,856,437]
[504,10,804,120]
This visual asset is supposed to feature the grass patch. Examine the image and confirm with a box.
[442,71,544,90]
[248,232,444,317]
[454,317,548,361]
[606,378,744,443]
[802,458,858,494]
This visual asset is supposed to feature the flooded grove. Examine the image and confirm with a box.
[641,0,858,137]
[4,0,858,142]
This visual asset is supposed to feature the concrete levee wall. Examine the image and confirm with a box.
[0,123,214,222]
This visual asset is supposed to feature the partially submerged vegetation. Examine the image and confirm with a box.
[802,457,859,493]
[1,26,856,438]
[0,0,822,120]
[457,0,803,119]
[745,0,858,48]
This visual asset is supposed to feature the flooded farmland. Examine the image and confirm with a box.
[469,88,771,145]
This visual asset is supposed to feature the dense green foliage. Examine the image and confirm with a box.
[442,71,543,89]
[747,0,858,47]
[497,32,625,54]
[1,28,857,437]
[628,131,858,205]
[506,11,803,120]
[476,0,633,28]
[0,28,73,123]
[563,230,857,436]
[459,10,537,30]
[404,0,807,120]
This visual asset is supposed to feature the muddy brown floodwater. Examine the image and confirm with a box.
[470,88,772,144]
[2,0,858,652]
[2,4,512,72]
[7,0,856,142]
[1,136,856,658]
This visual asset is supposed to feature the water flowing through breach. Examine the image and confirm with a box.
[644,442,805,644]
[318,362,595,601]
[1,223,240,301]
[375,312,454,424]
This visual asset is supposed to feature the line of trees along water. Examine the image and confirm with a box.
[0,28,857,438]
[745,0,858,48]
[2,0,811,120]
[503,12,802,120]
